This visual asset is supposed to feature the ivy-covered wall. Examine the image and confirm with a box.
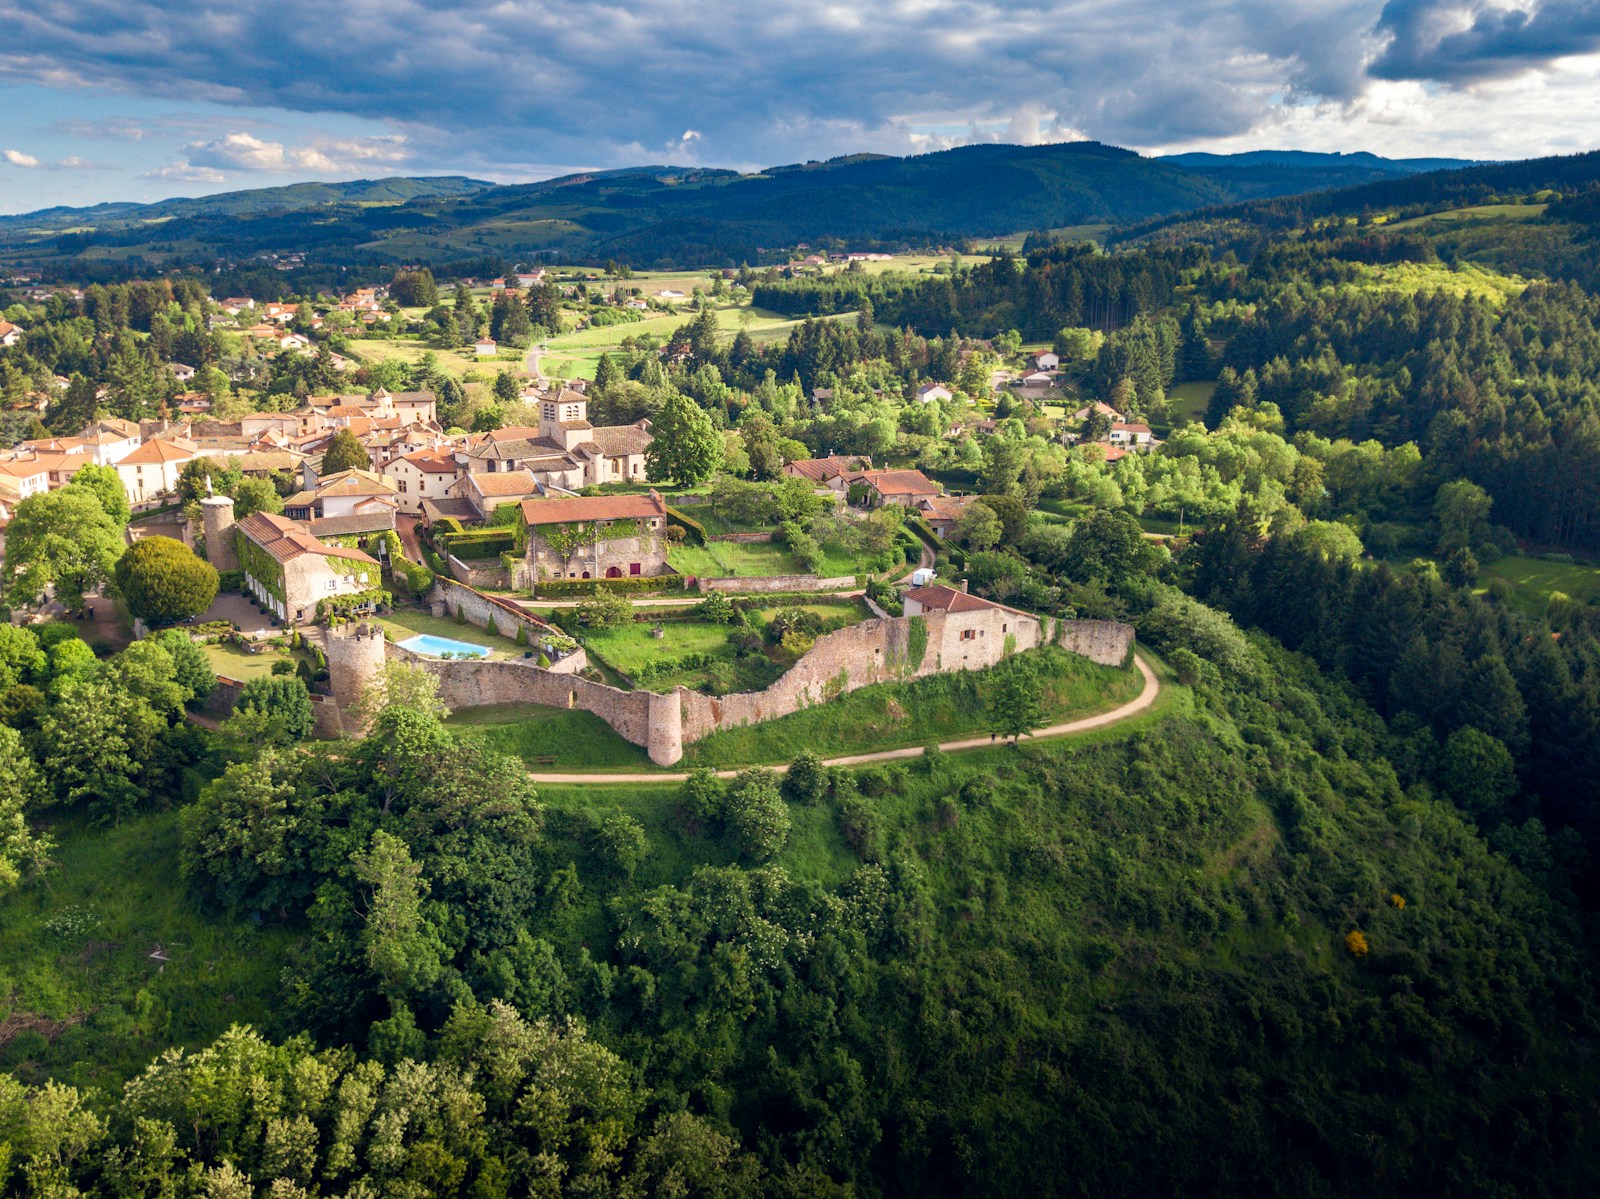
[235,529,286,603]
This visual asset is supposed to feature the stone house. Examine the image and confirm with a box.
[916,493,975,538]
[520,491,670,580]
[901,583,1028,670]
[832,467,940,508]
[447,469,541,521]
[456,392,651,489]
[231,510,383,625]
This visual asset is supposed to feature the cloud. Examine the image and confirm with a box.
[3,148,41,167]
[140,162,226,183]
[1371,0,1600,84]
[182,130,410,173]
[0,0,1596,177]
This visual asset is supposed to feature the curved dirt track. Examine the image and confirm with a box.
[526,651,1161,785]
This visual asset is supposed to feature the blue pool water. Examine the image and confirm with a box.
[398,633,491,659]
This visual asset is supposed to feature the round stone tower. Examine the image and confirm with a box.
[646,689,684,766]
[201,495,238,573]
[326,622,387,737]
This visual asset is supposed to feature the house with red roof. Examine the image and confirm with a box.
[230,510,383,624]
[519,490,671,580]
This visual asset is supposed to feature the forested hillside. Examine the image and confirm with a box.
[5,146,1600,1198]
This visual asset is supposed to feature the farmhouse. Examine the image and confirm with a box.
[520,490,670,580]
[784,454,869,484]
[901,583,1026,668]
[1108,422,1154,447]
[916,383,953,404]
[0,320,20,347]
[833,467,940,508]
[475,338,498,358]
[1030,351,1060,371]
[230,509,383,625]
[916,493,976,538]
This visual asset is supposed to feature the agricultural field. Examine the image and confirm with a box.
[1386,203,1548,230]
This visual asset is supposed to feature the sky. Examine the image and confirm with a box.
[0,0,1597,214]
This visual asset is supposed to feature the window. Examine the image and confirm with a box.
[398,479,408,493]
[960,628,976,642]
[326,579,338,591]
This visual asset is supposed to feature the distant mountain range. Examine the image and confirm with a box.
[0,144,1481,271]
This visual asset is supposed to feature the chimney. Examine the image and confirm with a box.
[959,580,968,594]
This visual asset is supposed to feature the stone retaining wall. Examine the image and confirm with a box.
[709,531,775,543]
[696,572,857,594]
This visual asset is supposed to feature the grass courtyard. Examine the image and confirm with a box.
[667,539,862,580]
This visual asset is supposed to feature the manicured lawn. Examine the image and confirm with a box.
[201,641,305,681]
[376,608,521,659]
[0,810,299,1091]
[445,704,650,770]
[683,645,1143,767]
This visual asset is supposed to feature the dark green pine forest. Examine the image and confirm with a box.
[3,156,1600,1197]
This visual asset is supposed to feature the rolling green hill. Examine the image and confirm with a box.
[0,144,1487,273]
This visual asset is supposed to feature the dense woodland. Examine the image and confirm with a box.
[4,160,1600,1196]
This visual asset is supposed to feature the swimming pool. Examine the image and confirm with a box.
[397,633,492,659]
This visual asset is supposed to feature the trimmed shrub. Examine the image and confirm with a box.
[665,505,708,545]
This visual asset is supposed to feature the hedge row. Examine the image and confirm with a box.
[534,575,690,598]
[439,530,516,559]
[665,505,707,545]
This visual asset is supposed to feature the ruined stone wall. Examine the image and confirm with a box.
[696,573,857,594]
[1051,618,1135,667]
[446,554,511,590]
[203,672,344,738]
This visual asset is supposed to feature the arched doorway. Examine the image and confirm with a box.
[606,566,622,578]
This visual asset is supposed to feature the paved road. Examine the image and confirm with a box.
[525,651,1160,784]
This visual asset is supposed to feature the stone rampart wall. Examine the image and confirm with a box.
[356,604,1136,766]
[392,643,661,750]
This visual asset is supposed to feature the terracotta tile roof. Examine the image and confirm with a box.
[785,455,868,482]
[519,491,667,526]
[86,418,140,438]
[398,448,459,474]
[309,512,395,537]
[236,510,379,565]
[858,468,939,497]
[421,497,479,522]
[1112,422,1152,434]
[918,494,974,522]
[903,584,997,613]
[118,438,198,465]
[466,470,539,497]
[557,419,593,431]
[0,459,48,479]
[588,423,654,457]
[316,469,397,498]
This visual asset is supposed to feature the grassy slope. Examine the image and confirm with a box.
[683,645,1144,766]
[0,811,297,1090]
[447,705,651,770]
